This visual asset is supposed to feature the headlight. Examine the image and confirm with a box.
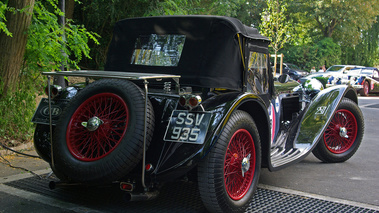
[303,78,324,91]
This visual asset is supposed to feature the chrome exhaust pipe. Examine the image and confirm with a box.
[124,191,159,202]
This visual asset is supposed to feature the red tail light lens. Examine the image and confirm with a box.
[45,85,62,98]
[179,96,186,106]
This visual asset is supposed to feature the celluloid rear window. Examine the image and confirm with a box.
[131,34,186,67]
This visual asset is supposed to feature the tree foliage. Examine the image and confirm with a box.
[0,0,98,142]
[340,16,379,66]
[292,0,379,46]
[283,38,341,70]
[259,0,292,56]
[0,1,11,36]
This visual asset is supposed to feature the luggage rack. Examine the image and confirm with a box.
[42,70,181,189]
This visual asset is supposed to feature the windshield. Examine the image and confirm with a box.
[349,69,361,75]
[362,70,373,75]
[326,65,344,72]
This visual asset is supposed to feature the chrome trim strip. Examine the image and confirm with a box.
[42,70,181,81]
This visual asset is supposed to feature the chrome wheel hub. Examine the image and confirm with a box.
[81,116,103,131]
[339,127,348,138]
[241,154,251,177]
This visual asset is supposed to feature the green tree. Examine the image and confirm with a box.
[0,0,35,96]
[341,16,379,66]
[282,38,341,71]
[293,0,379,46]
[235,0,266,28]
[260,0,292,72]
[0,0,98,142]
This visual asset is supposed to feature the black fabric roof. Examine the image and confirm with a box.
[105,15,270,90]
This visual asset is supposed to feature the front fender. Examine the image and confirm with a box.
[269,85,357,170]
[296,85,357,148]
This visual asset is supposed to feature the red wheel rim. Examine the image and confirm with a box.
[67,93,129,161]
[323,109,357,154]
[364,82,369,95]
[224,129,255,200]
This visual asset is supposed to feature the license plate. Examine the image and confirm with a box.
[31,98,68,125]
[164,110,212,144]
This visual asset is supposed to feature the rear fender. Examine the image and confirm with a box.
[200,93,270,161]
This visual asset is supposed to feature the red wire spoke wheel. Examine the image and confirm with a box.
[67,93,129,161]
[323,109,357,154]
[52,79,154,183]
[363,81,370,96]
[198,110,261,212]
[313,98,364,163]
[224,129,255,200]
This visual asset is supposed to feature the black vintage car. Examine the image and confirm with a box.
[275,62,308,80]
[32,16,364,213]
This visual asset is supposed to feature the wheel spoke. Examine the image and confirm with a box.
[67,93,129,161]
[324,109,357,154]
[224,129,256,200]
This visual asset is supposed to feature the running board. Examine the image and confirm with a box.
[270,147,306,168]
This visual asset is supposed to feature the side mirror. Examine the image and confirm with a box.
[278,74,290,83]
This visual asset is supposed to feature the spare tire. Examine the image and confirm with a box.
[52,79,155,183]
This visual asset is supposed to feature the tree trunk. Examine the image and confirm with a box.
[65,0,75,20]
[0,0,35,96]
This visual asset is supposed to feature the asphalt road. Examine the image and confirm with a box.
[260,96,379,206]
[0,96,378,212]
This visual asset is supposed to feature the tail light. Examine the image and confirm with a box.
[178,94,202,109]
[45,85,62,98]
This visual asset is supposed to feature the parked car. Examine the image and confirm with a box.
[275,62,308,80]
[31,16,364,213]
[347,67,379,96]
[307,65,364,81]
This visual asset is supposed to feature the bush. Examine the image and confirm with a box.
[282,38,341,71]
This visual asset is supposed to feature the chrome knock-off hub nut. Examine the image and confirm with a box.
[241,154,251,177]
[339,127,349,138]
[81,116,103,131]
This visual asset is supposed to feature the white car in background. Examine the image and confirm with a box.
[308,65,364,78]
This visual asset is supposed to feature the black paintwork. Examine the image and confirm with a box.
[32,16,362,189]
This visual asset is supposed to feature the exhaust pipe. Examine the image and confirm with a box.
[124,191,159,202]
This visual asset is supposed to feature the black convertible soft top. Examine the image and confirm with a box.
[105,15,270,90]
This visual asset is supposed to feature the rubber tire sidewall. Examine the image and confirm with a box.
[198,110,261,213]
[312,98,364,163]
[52,79,154,183]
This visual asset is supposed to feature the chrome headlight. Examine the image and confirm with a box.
[303,78,324,91]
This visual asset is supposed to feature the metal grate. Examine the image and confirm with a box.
[5,174,378,213]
